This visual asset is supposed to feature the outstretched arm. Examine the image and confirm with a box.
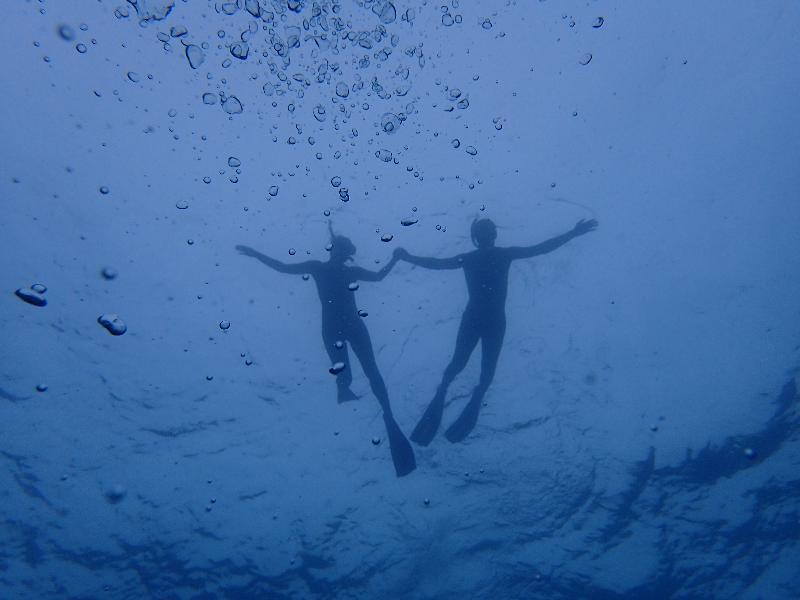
[395,247,463,270]
[350,252,400,282]
[506,218,598,260]
[235,245,317,275]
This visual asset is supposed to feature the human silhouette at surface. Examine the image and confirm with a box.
[236,231,416,477]
[397,217,598,445]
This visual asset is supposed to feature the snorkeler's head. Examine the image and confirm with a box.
[327,221,356,261]
[329,235,356,261]
[470,218,497,248]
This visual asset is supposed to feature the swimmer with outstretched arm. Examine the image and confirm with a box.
[396,217,598,445]
[236,225,416,477]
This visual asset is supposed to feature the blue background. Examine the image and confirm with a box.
[1,1,799,597]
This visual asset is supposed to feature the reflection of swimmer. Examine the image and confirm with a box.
[236,229,416,477]
[397,218,598,445]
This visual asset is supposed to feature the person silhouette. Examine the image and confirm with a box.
[396,217,598,445]
[235,228,416,477]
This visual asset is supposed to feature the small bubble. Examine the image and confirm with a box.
[175,200,189,210]
[481,18,492,30]
[358,310,369,318]
[104,484,127,504]
[592,17,605,29]
[329,362,346,375]
[579,53,593,66]
[97,314,127,336]
[222,96,243,114]
[102,267,118,280]
[58,25,76,41]
[401,218,418,226]
[127,71,140,83]
[99,186,109,195]
[219,320,231,331]
[335,82,350,98]
[288,248,296,256]
[371,437,381,445]
[465,146,477,156]
[202,93,218,105]
[331,176,342,187]
[268,185,279,197]
[36,383,48,393]
[185,44,205,69]
[348,282,360,291]
[15,286,47,307]
[451,138,460,148]
[228,156,241,168]
[380,233,393,242]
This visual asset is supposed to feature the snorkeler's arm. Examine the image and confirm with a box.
[506,219,598,260]
[396,247,463,270]
[235,245,318,275]
[350,253,400,282]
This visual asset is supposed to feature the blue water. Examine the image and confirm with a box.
[2,1,799,598]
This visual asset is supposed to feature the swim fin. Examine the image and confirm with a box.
[444,396,481,443]
[384,414,416,477]
[409,393,444,446]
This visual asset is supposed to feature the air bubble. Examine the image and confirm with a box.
[97,314,127,336]
[335,82,350,98]
[175,200,189,210]
[222,96,243,114]
[465,146,478,156]
[186,44,205,69]
[228,156,241,168]
[15,287,47,307]
[329,362,346,375]
[268,185,279,197]
[202,93,217,105]
[380,233,393,242]
[592,17,604,28]
[331,176,342,187]
[219,320,231,331]
[58,25,76,41]
[451,139,460,148]
[579,53,593,66]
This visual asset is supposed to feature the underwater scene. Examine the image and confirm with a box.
[1,1,799,598]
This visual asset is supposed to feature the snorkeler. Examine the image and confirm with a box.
[236,227,416,477]
[396,217,598,445]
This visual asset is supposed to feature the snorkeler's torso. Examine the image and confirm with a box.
[462,247,511,314]
[313,262,359,320]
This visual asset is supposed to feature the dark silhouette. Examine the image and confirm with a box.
[236,233,416,477]
[397,217,598,445]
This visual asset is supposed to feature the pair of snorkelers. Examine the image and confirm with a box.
[236,217,597,477]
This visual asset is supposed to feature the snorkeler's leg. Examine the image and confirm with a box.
[349,320,416,477]
[411,312,480,446]
[322,321,358,403]
[446,317,505,443]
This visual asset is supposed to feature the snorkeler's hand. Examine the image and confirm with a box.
[235,244,261,258]
[572,219,598,236]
